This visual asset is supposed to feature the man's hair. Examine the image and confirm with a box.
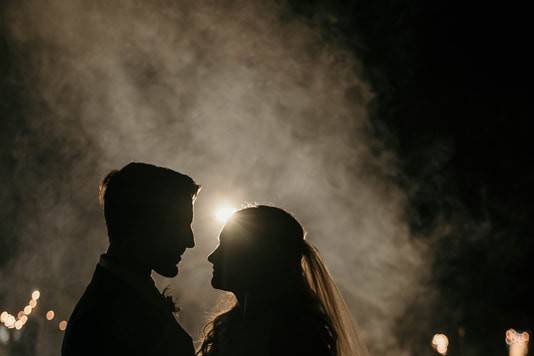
[98,162,200,242]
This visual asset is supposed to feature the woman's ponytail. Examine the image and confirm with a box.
[301,240,370,356]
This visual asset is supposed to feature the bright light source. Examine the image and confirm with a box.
[59,320,68,331]
[432,333,449,355]
[215,205,237,223]
[506,329,529,356]
[23,306,32,315]
[46,310,55,321]
[31,290,40,301]
[14,320,23,330]
[4,315,15,328]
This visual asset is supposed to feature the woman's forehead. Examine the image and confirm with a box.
[218,223,253,244]
[218,226,238,241]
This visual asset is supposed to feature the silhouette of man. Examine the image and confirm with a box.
[62,162,200,356]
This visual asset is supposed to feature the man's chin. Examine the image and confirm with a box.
[210,277,228,291]
[154,264,178,278]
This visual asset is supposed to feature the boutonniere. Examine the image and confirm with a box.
[162,287,181,314]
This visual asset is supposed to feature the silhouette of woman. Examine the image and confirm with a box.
[199,205,369,356]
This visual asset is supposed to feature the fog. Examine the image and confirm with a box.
[1,1,427,354]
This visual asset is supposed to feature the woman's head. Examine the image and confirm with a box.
[208,205,305,294]
[201,205,369,356]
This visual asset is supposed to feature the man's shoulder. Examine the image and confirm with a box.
[63,267,151,356]
[63,265,195,356]
[72,266,125,310]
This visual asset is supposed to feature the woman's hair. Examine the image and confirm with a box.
[198,205,368,356]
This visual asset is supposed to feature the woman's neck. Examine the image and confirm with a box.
[238,284,299,319]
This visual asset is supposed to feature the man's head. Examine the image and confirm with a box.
[99,162,200,277]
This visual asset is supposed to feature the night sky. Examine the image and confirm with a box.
[2,1,533,355]
[286,1,534,354]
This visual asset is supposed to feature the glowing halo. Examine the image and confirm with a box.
[215,205,238,223]
[432,333,449,355]
[506,329,529,356]
[46,310,55,321]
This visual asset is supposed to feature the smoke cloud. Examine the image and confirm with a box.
[1,1,427,354]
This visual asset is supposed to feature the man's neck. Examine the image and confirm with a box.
[105,245,152,279]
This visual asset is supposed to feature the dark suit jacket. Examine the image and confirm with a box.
[62,263,194,356]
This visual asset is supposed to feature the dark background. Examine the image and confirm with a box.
[287,1,534,355]
[2,1,533,355]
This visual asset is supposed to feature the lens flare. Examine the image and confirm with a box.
[14,320,23,330]
[215,205,237,223]
[4,315,15,328]
[46,310,55,321]
[0,290,43,331]
[432,333,449,355]
[23,306,32,315]
[506,329,529,356]
[59,320,68,331]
